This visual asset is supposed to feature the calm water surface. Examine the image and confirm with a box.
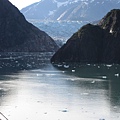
[0,53,120,120]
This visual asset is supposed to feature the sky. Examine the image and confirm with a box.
[9,0,40,10]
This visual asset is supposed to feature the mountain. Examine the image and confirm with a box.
[0,0,58,52]
[21,0,120,21]
[51,9,120,64]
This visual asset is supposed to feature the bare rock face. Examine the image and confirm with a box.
[51,9,120,64]
[98,9,120,63]
[0,0,59,52]
[99,9,120,38]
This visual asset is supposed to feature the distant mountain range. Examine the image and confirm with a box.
[21,0,120,21]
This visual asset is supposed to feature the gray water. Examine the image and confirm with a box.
[0,53,120,120]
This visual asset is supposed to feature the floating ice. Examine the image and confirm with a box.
[81,93,89,95]
[102,76,107,79]
[36,74,39,76]
[91,80,95,83]
[106,64,112,67]
[57,64,62,67]
[98,66,100,68]
[115,73,119,77]
[72,69,75,72]
[64,65,69,68]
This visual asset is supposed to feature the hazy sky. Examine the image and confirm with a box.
[9,0,40,10]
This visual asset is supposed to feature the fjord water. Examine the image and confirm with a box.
[0,21,120,120]
[0,52,120,120]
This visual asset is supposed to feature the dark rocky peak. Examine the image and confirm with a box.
[0,0,58,52]
[0,0,25,20]
[98,9,120,37]
[66,24,105,47]
[51,9,120,64]
[51,24,105,63]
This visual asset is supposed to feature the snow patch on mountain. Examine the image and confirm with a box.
[57,11,67,20]
[57,1,69,7]
[49,10,56,15]
[21,0,120,21]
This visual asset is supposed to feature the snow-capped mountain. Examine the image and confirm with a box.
[21,0,120,21]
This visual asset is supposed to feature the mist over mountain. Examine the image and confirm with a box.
[21,0,120,21]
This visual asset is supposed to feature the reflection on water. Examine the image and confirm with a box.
[0,53,120,120]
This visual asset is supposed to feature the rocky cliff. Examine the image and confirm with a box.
[0,0,59,52]
[51,9,120,64]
